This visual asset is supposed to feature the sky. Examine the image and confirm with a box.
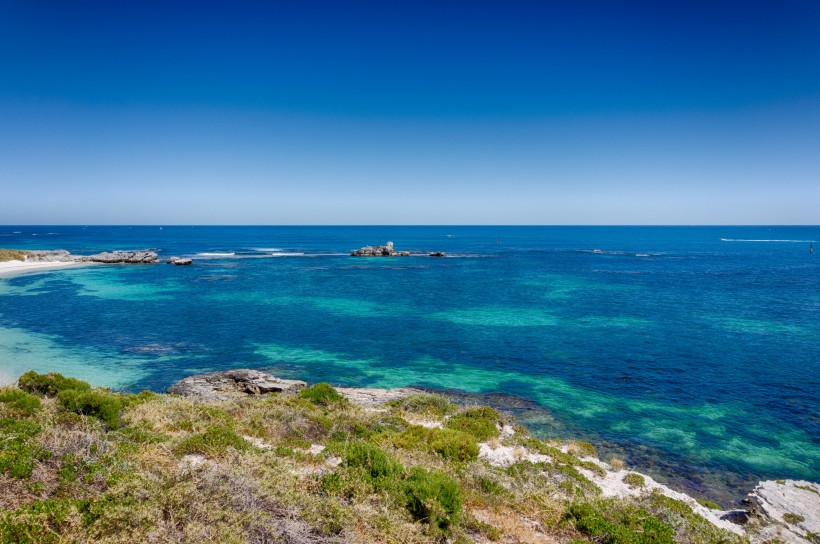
[1,1,819,225]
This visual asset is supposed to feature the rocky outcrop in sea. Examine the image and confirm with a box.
[26,250,159,264]
[351,241,410,257]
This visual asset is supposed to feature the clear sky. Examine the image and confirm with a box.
[1,1,819,225]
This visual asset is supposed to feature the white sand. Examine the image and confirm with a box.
[0,259,85,277]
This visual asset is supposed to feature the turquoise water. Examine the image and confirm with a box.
[1,226,818,501]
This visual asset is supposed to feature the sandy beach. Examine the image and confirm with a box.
[0,259,86,277]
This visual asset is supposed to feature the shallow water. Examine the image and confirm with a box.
[1,225,818,503]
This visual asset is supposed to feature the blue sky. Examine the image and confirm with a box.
[1,1,819,224]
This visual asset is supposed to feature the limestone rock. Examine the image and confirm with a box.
[749,480,820,543]
[167,257,193,265]
[80,251,159,264]
[334,386,424,407]
[167,369,307,401]
[429,251,446,257]
[25,249,159,264]
[25,250,73,262]
[351,242,399,257]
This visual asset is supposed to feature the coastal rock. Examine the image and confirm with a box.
[25,250,159,264]
[720,510,750,524]
[81,251,159,264]
[167,257,193,265]
[334,386,424,407]
[25,250,73,262]
[748,480,820,543]
[167,369,307,401]
[429,251,446,257]
[351,241,401,257]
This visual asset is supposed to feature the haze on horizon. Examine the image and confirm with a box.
[1,1,819,225]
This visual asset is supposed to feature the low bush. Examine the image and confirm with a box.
[342,441,403,486]
[392,425,479,462]
[0,419,51,479]
[566,500,674,544]
[444,406,501,441]
[57,389,125,428]
[784,513,805,524]
[430,428,479,462]
[401,467,462,533]
[18,371,91,397]
[0,498,78,544]
[623,473,645,489]
[695,497,721,510]
[176,425,251,457]
[0,389,41,416]
[392,393,453,416]
[299,383,344,406]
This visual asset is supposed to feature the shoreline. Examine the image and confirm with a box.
[3,368,816,543]
[0,259,88,277]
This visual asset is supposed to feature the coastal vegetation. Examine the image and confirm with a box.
[0,249,29,262]
[0,371,751,543]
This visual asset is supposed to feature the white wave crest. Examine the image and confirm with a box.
[720,238,814,243]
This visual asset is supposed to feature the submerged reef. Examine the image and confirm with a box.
[0,369,817,543]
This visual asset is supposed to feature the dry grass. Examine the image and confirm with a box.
[0,376,747,544]
[0,249,29,262]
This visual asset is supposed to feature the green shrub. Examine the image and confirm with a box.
[402,467,462,533]
[574,441,598,457]
[478,476,508,496]
[783,513,805,524]
[392,425,479,462]
[392,393,453,416]
[445,406,501,441]
[566,500,674,544]
[57,389,125,428]
[0,419,51,479]
[0,498,77,544]
[623,473,645,489]
[299,383,344,406]
[342,442,403,486]
[176,425,250,457]
[0,389,41,416]
[18,371,91,397]
[695,497,722,510]
[430,428,480,462]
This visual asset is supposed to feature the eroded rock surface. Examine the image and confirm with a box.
[333,386,423,407]
[749,480,820,543]
[351,241,406,256]
[168,369,307,401]
[26,250,159,264]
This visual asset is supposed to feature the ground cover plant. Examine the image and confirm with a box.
[0,373,748,543]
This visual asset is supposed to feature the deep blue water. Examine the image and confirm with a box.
[1,226,818,502]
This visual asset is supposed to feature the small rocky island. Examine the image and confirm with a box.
[351,241,410,257]
[351,241,445,257]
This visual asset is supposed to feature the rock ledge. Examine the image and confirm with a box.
[168,369,307,401]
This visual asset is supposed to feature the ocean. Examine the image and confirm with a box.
[1,225,817,504]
